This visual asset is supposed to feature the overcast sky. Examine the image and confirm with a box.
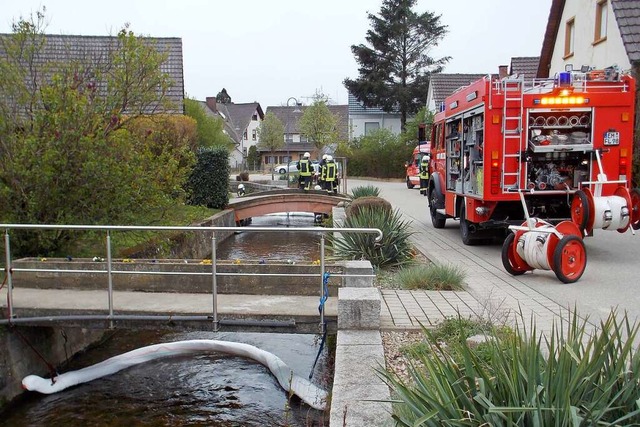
[1,0,552,108]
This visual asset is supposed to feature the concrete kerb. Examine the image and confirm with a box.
[331,246,391,425]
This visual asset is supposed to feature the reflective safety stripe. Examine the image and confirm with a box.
[326,163,337,181]
[299,159,312,176]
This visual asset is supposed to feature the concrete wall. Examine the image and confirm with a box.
[0,326,107,409]
[121,210,236,259]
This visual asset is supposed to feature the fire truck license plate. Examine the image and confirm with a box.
[604,131,620,146]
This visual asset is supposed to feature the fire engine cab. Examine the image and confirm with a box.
[428,66,640,246]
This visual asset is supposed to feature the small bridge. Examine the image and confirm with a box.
[227,189,350,222]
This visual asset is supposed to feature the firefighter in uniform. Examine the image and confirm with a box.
[324,155,337,194]
[297,152,313,191]
[318,154,328,190]
[419,154,430,196]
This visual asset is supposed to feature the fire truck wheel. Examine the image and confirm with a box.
[570,190,590,235]
[630,188,640,230]
[428,187,446,229]
[552,235,587,284]
[406,177,415,189]
[501,233,528,276]
[459,204,479,245]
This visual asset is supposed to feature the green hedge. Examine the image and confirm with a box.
[186,147,230,209]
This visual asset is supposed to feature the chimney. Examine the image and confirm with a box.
[498,65,509,79]
[206,97,217,112]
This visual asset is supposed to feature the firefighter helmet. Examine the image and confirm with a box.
[326,155,333,161]
[303,152,310,158]
[322,154,328,160]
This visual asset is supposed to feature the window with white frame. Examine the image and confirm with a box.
[364,122,380,135]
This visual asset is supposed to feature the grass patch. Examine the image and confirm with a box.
[397,263,465,291]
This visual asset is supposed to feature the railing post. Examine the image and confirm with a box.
[4,230,14,319]
[211,232,218,332]
[106,230,114,329]
[320,234,325,332]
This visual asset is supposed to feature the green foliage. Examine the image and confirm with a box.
[402,106,434,146]
[0,11,185,255]
[385,309,640,426]
[349,185,381,199]
[329,206,414,268]
[337,128,413,178]
[298,94,340,151]
[257,112,285,177]
[344,0,449,129]
[186,148,230,209]
[397,263,465,291]
[184,98,231,148]
[246,145,261,170]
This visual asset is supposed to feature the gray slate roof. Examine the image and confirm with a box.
[348,93,400,114]
[510,57,540,80]
[430,73,487,107]
[0,33,185,113]
[218,102,263,143]
[611,0,640,63]
[266,105,349,141]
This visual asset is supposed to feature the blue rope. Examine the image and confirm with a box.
[309,272,330,380]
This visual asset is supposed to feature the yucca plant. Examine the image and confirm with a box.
[383,309,640,426]
[328,206,413,268]
[397,263,466,291]
[349,185,381,199]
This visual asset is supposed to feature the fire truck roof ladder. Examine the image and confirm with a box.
[501,75,525,192]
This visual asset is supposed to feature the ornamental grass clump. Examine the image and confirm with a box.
[384,309,640,426]
[397,263,465,291]
[328,206,413,268]
[350,185,381,199]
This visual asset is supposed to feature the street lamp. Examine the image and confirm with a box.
[286,97,302,185]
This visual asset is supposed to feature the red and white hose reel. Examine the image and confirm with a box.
[570,150,640,235]
[502,218,587,283]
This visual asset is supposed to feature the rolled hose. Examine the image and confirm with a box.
[22,339,328,410]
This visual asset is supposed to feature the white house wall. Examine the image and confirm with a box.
[349,114,402,139]
[550,0,631,75]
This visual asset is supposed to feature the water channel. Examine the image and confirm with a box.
[3,214,330,426]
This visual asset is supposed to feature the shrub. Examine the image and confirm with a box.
[328,206,413,268]
[397,263,466,291]
[384,309,640,426]
[185,147,230,209]
[350,185,381,199]
[346,196,392,218]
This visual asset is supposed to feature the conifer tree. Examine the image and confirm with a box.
[344,0,449,130]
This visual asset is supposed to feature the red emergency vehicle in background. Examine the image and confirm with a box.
[405,142,431,189]
[428,67,640,247]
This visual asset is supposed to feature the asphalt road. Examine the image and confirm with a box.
[347,178,640,324]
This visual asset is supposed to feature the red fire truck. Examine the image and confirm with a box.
[428,67,640,246]
[405,142,431,189]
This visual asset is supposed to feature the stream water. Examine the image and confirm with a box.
[3,214,330,426]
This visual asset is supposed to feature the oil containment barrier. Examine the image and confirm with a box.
[22,339,328,410]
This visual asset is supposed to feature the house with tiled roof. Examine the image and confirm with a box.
[426,74,487,112]
[347,93,401,140]
[537,0,640,77]
[510,57,541,80]
[201,98,264,170]
[260,104,348,167]
[0,33,185,114]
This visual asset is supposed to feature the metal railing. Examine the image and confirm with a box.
[1,224,382,331]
